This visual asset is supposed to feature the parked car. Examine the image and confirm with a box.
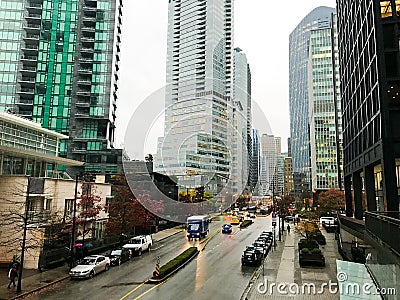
[123,235,152,256]
[221,224,233,234]
[253,241,267,255]
[241,246,263,266]
[108,248,130,266]
[320,217,335,225]
[69,255,110,279]
[248,213,256,219]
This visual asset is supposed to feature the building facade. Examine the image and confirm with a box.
[337,0,400,217]
[156,0,234,198]
[0,0,123,176]
[0,111,111,269]
[308,13,343,192]
[284,156,294,195]
[233,47,251,195]
[289,6,337,194]
[260,134,281,196]
[249,128,260,194]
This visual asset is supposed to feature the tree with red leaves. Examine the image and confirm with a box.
[105,175,161,236]
[76,182,103,244]
[318,188,345,213]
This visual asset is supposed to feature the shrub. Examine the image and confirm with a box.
[154,247,198,279]
[311,248,321,255]
[301,248,309,254]
[240,220,253,228]
[45,258,65,269]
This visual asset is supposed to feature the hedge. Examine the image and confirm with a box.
[240,220,253,228]
[153,247,198,279]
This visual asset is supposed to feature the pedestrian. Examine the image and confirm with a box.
[287,224,291,234]
[7,264,18,289]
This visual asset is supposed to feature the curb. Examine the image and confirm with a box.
[153,229,184,243]
[11,275,70,300]
[147,249,200,284]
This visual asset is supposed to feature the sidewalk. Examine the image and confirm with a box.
[244,225,341,299]
[0,226,184,300]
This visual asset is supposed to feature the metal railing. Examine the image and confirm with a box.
[365,211,400,256]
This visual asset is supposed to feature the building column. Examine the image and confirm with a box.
[381,153,399,212]
[364,165,377,211]
[344,175,353,217]
[353,172,363,220]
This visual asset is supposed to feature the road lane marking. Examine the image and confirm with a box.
[133,279,169,300]
[119,282,146,300]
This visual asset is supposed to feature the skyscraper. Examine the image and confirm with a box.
[249,128,260,194]
[0,0,122,175]
[233,47,251,195]
[289,6,337,194]
[260,134,280,196]
[337,0,400,217]
[308,13,343,192]
[156,0,234,196]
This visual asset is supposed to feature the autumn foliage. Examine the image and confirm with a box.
[317,188,345,213]
[105,175,160,236]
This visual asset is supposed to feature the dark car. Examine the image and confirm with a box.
[241,246,263,266]
[221,224,233,234]
[108,248,130,266]
[253,241,267,255]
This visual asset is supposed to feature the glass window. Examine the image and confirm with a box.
[381,1,393,18]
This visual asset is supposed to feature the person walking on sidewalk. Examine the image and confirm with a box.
[287,224,291,234]
[7,264,18,289]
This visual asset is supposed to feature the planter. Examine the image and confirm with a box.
[298,239,319,252]
[299,251,325,267]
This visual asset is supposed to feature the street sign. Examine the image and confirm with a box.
[272,221,276,226]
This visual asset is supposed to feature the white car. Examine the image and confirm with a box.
[69,255,110,279]
[123,235,152,256]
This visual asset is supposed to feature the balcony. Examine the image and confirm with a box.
[16,99,34,106]
[81,37,94,43]
[76,101,90,107]
[80,47,94,54]
[79,57,94,64]
[82,26,95,33]
[17,87,35,95]
[23,23,40,33]
[83,5,97,12]
[77,79,92,86]
[19,77,36,86]
[26,13,42,21]
[19,110,33,118]
[82,16,96,23]
[20,65,36,74]
[78,68,92,75]
[76,91,91,97]
[21,44,39,53]
[26,3,42,12]
[23,34,39,44]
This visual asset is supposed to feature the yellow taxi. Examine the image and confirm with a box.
[230,216,240,225]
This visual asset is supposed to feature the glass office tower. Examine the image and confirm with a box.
[156,0,234,197]
[289,6,337,194]
[308,14,343,191]
[0,0,122,175]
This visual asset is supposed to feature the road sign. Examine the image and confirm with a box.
[272,221,276,226]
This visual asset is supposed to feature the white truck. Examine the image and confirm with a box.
[123,235,152,256]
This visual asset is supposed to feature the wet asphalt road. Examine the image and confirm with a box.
[25,215,272,300]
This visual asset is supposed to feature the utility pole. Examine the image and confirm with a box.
[70,174,79,268]
[17,176,30,293]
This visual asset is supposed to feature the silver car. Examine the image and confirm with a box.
[69,255,110,279]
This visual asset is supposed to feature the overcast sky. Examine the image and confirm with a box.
[116,0,337,159]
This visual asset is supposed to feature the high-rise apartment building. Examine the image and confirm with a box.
[156,0,234,196]
[0,0,122,176]
[289,6,338,194]
[337,0,400,217]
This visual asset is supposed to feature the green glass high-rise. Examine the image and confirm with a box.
[0,0,122,175]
